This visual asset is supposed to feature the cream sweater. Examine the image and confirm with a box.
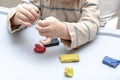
[8,0,100,50]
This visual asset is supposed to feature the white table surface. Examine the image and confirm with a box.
[0,7,120,80]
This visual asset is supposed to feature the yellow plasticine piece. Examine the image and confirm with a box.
[59,53,79,63]
[64,67,73,77]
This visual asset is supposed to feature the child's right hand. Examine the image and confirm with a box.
[11,3,40,27]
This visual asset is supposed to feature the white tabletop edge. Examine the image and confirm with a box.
[0,6,10,15]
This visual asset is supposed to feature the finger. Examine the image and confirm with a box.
[40,37,52,45]
[31,4,40,13]
[38,20,52,27]
[18,5,37,22]
[35,24,42,32]
[35,24,49,33]
[23,5,39,19]
[16,11,32,23]
[17,18,32,26]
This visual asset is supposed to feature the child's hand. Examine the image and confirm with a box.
[35,16,70,45]
[12,3,40,26]
[40,37,52,45]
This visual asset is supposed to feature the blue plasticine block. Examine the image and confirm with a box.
[102,56,120,68]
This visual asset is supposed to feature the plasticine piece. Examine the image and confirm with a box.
[34,43,46,53]
[64,67,73,77]
[34,47,45,53]
[102,56,120,68]
[59,53,79,63]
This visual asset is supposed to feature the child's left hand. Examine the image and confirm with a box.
[35,16,70,45]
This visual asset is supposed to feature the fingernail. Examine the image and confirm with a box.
[36,9,40,13]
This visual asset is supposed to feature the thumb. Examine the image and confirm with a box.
[40,37,52,45]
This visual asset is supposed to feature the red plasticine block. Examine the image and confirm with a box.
[34,43,46,53]
[34,47,45,53]
[35,43,42,48]
[42,46,46,51]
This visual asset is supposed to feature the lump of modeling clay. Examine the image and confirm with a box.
[64,67,73,77]
[59,53,79,63]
